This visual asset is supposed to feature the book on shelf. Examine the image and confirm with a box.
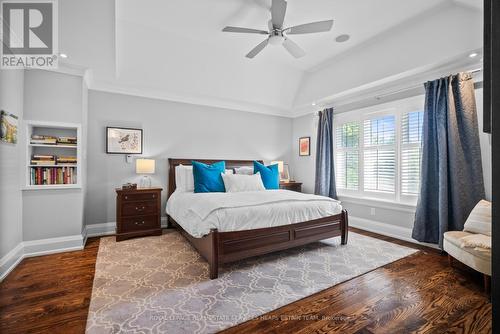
[30,135,77,146]
[56,155,77,164]
[30,135,57,145]
[31,154,56,165]
[31,160,56,165]
[30,166,77,185]
[57,136,77,146]
[30,155,77,165]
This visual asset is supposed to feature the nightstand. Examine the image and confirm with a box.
[279,181,302,192]
[115,187,163,241]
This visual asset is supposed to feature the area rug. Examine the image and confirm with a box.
[86,230,417,334]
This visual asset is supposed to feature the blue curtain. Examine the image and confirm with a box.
[412,73,485,247]
[314,108,337,199]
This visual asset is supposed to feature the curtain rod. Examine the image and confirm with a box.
[373,68,482,100]
[316,68,483,112]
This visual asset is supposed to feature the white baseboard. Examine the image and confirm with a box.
[84,222,116,238]
[0,243,24,281]
[349,216,438,249]
[23,234,84,257]
[84,217,169,239]
[0,234,85,281]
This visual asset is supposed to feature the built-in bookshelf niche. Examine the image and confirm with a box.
[24,120,82,190]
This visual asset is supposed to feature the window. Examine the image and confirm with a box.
[335,122,359,190]
[401,111,424,195]
[334,96,424,204]
[363,116,396,193]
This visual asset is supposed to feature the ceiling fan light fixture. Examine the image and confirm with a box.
[269,34,285,46]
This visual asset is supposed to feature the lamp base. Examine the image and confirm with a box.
[139,175,152,188]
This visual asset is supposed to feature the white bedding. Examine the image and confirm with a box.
[166,189,343,237]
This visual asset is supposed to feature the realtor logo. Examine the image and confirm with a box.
[1,0,58,69]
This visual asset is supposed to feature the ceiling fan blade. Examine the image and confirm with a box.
[222,26,268,34]
[271,0,287,29]
[286,20,334,34]
[283,38,306,58]
[246,38,269,58]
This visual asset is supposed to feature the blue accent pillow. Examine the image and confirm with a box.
[253,161,279,190]
[192,161,226,193]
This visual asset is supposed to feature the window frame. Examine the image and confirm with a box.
[333,95,425,206]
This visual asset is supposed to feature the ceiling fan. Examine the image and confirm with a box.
[222,0,333,59]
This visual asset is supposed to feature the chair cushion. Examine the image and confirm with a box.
[463,199,491,236]
[443,231,491,261]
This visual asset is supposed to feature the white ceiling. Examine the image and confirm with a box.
[59,0,482,117]
[116,0,448,71]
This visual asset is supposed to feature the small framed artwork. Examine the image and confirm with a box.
[299,136,310,156]
[106,127,143,154]
[0,110,18,144]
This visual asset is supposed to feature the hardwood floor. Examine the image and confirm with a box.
[0,228,492,333]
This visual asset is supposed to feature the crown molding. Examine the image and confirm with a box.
[291,48,483,118]
[88,79,293,118]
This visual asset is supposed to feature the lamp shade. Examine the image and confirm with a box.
[136,159,155,174]
[271,161,284,173]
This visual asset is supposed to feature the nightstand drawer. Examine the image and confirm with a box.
[279,182,302,192]
[120,215,159,232]
[122,192,158,202]
[116,187,163,241]
[121,201,157,217]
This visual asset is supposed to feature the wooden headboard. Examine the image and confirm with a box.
[167,158,263,198]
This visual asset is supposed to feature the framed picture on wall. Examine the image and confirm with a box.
[106,127,143,154]
[0,110,18,144]
[299,137,310,156]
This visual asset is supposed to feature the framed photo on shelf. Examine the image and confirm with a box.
[299,136,310,156]
[106,127,143,154]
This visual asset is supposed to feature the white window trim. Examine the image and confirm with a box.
[334,95,424,206]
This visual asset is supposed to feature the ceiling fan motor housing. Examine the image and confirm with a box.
[269,30,285,45]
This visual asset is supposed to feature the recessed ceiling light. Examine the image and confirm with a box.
[335,34,350,43]
[312,102,316,106]
[469,52,478,58]
[59,53,68,59]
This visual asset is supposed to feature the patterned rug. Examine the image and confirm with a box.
[86,230,417,333]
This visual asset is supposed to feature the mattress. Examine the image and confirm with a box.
[166,189,343,237]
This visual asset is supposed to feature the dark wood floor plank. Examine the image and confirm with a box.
[0,228,491,334]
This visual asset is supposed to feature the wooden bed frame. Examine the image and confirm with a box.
[167,158,348,279]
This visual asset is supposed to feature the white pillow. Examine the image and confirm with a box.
[463,199,491,236]
[234,166,254,175]
[175,164,233,192]
[221,172,265,192]
[175,165,194,191]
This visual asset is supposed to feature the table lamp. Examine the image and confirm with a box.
[271,160,289,182]
[136,158,155,188]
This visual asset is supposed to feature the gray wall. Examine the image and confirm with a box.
[0,69,24,258]
[85,90,292,226]
[22,70,86,240]
[290,89,492,232]
[291,113,317,194]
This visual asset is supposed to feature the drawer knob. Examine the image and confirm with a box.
[135,221,145,225]
[135,206,146,211]
[152,195,156,198]
[125,196,128,200]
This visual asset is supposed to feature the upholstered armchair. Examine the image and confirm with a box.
[443,200,491,292]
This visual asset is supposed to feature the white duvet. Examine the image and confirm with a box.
[166,189,342,237]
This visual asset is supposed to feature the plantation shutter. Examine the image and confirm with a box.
[401,111,424,195]
[335,122,359,190]
[363,116,396,193]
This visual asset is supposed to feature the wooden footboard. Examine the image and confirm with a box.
[169,209,348,279]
